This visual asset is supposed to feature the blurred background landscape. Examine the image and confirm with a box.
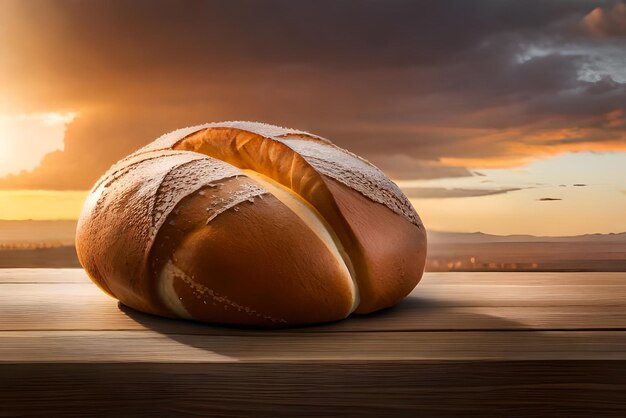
[2,220,624,271]
[0,1,624,270]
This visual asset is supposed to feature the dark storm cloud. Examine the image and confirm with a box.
[3,0,599,73]
[0,0,625,189]
[538,197,563,201]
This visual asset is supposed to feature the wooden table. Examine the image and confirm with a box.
[1,269,625,417]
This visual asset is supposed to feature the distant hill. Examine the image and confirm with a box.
[428,230,626,244]
[0,220,625,271]
[1,220,625,246]
[427,230,626,272]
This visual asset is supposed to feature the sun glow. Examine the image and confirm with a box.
[0,190,87,220]
[0,112,77,176]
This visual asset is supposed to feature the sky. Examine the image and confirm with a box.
[0,0,625,235]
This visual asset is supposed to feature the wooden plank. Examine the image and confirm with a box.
[3,291,626,333]
[3,273,626,308]
[2,275,626,332]
[413,283,626,306]
[0,268,88,283]
[424,271,626,285]
[1,330,626,362]
[317,305,626,332]
[2,268,626,285]
[1,269,626,416]
[2,361,625,417]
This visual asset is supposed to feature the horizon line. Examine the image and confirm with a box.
[0,219,624,239]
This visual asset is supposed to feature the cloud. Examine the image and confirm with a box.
[538,197,563,201]
[0,0,625,189]
[582,1,626,37]
[554,183,588,188]
[403,187,522,199]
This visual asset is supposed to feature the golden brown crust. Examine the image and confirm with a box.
[76,122,427,327]
[322,177,427,313]
[154,179,354,326]
[174,127,426,313]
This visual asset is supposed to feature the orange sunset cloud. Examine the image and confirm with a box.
[0,0,624,235]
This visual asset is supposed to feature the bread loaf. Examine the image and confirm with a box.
[76,122,427,327]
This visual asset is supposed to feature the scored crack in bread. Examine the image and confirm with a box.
[76,122,427,327]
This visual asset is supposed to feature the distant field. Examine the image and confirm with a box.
[1,220,625,271]
[426,242,626,272]
[0,246,80,268]
[3,243,625,271]
[0,220,76,246]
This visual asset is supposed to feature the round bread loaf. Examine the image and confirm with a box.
[76,122,427,327]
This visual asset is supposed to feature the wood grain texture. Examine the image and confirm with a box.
[1,269,625,417]
[2,330,626,362]
[2,362,625,418]
[1,270,626,333]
